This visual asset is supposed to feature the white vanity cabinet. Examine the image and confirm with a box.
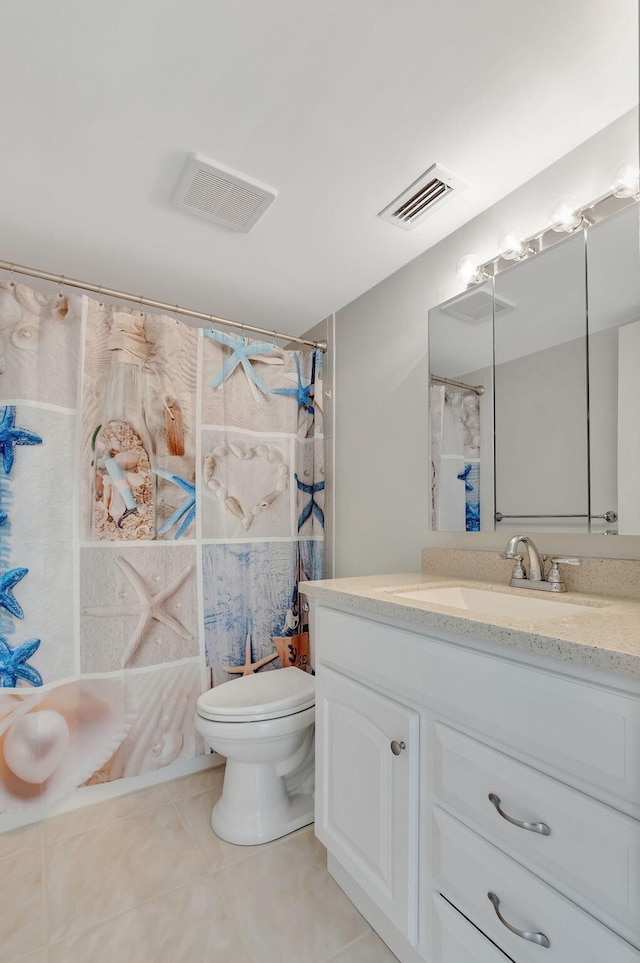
[316,667,420,943]
[311,601,640,963]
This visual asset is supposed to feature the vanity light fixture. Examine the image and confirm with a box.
[497,228,534,261]
[454,180,638,289]
[455,254,488,285]
[611,162,640,198]
[548,194,586,233]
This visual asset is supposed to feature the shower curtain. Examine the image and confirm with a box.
[0,281,323,815]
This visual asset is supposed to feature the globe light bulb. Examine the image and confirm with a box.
[497,229,529,260]
[548,195,584,233]
[611,163,640,198]
[455,254,483,284]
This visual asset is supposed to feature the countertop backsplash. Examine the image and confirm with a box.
[422,548,640,600]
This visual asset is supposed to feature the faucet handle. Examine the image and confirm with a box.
[548,557,580,585]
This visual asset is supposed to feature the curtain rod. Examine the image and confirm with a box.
[430,374,485,396]
[0,259,328,352]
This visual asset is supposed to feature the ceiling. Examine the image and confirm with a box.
[1,0,637,335]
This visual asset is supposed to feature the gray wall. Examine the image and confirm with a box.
[333,109,639,576]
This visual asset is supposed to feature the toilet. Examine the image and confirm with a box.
[194,666,316,845]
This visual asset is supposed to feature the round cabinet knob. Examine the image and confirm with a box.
[390,740,406,755]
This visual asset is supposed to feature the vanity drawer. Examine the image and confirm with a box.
[432,723,640,945]
[315,606,640,808]
[433,806,640,963]
[432,893,516,963]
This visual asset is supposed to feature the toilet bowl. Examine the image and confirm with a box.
[195,666,316,845]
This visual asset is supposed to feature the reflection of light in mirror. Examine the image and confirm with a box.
[611,162,640,198]
[548,194,584,233]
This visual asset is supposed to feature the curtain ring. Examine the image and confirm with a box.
[209,313,215,335]
[174,304,179,323]
[58,275,65,299]
[97,285,103,307]
[139,294,144,316]
[272,330,277,349]
[9,264,15,287]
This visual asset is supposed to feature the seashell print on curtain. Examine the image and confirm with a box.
[0,281,323,815]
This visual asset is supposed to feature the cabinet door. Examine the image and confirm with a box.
[315,666,420,944]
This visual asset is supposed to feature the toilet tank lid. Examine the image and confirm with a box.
[197,666,315,718]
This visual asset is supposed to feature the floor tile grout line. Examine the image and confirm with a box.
[39,787,172,847]
[43,799,212,948]
[317,930,375,963]
[41,788,188,849]
[44,864,213,951]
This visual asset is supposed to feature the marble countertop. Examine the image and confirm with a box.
[302,572,640,680]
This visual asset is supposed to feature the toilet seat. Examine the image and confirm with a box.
[197,666,315,723]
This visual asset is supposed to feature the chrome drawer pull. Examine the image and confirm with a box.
[488,793,551,836]
[487,892,550,948]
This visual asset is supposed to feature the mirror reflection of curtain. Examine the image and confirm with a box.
[430,385,480,531]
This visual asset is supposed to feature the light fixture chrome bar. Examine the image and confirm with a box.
[431,374,485,396]
[458,191,637,290]
[495,510,617,522]
[0,259,327,352]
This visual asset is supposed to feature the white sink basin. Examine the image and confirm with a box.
[393,586,593,622]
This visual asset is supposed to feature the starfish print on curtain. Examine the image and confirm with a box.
[82,556,194,668]
[0,406,42,474]
[154,467,196,539]
[204,329,284,404]
[272,353,314,414]
[225,633,279,677]
[294,473,325,530]
[0,635,42,687]
[0,567,29,619]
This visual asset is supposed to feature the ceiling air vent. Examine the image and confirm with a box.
[441,289,514,323]
[173,154,276,233]
[379,163,466,230]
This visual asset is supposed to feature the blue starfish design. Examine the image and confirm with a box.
[295,474,325,530]
[272,353,314,414]
[204,330,282,401]
[0,567,28,619]
[154,468,196,539]
[0,635,42,687]
[0,406,42,475]
[457,465,475,492]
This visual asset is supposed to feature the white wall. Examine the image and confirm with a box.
[334,109,639,576]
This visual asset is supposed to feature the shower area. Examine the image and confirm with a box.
[0,269,327,827]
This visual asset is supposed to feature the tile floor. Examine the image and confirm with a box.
[1,768,399,962]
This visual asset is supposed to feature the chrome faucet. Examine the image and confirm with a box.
[498,534,580,593]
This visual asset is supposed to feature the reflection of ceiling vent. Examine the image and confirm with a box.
[379,163,466,230]
[173,154,277,233]
[441,289,514,322]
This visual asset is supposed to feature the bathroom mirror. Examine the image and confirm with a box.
[587,202,640,535]
[429,199,640,534]
[493,232,588,533]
